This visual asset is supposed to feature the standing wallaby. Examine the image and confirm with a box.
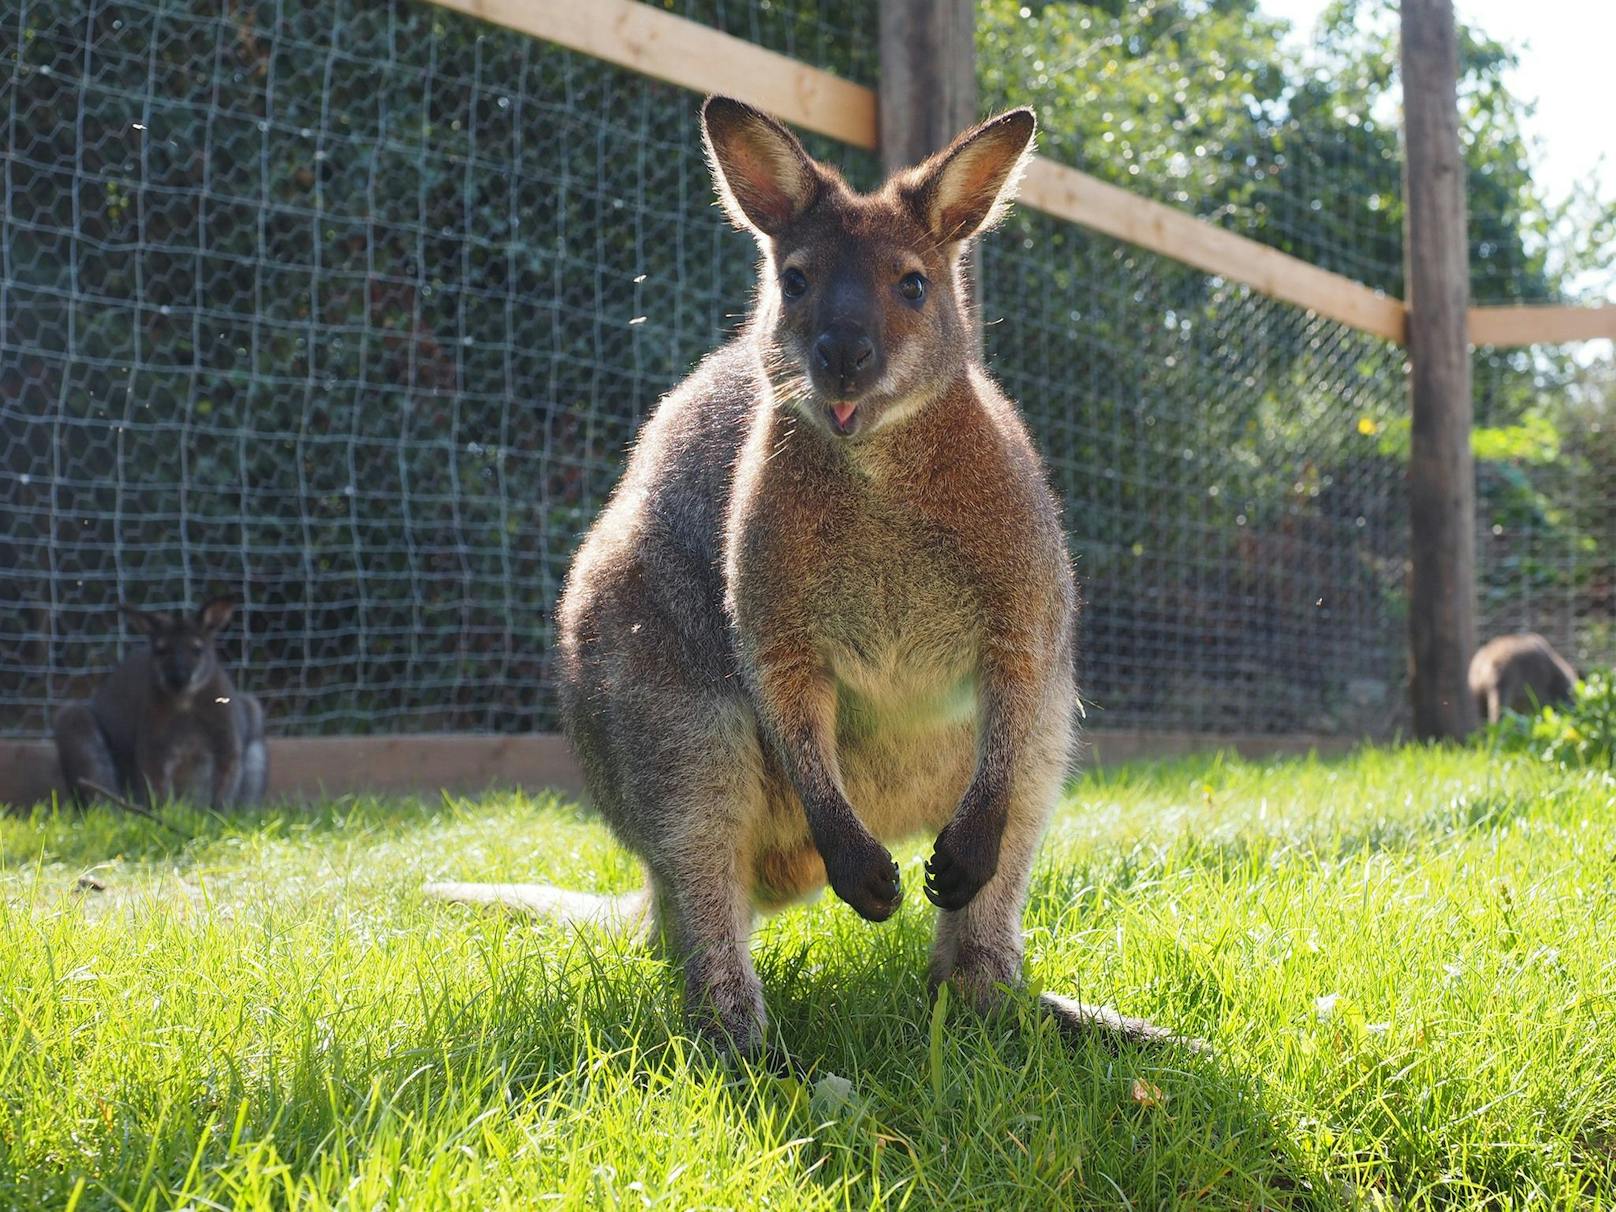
[55,598,268,809]
[1469,633,1578,723]
[432,98,1190,1057]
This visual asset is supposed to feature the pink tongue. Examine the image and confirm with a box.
[832,402,857,428]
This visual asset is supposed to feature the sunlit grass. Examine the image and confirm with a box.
[2,746,1613,1208]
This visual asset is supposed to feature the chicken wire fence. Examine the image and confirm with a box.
[1473,351,1616,685]
[0,0,1590,743]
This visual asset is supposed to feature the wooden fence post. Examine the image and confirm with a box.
[878,0,980,345]
[1401,0,1479,739]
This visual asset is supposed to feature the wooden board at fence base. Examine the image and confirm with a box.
[0,734,586,809]
[2,730,1361,808]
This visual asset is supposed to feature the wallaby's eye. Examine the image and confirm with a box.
[781,267,808,300]
[899,272,927,304]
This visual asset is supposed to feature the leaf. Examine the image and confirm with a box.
[929,981,950,1106]
[1130,1077,1165,1108]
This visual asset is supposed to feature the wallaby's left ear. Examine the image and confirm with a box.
[903,108,1036,245]
[197,597,235,633]
[702,95,822,236]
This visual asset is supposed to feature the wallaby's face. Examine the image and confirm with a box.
[702,98,1035,438]
[123,598,234,696]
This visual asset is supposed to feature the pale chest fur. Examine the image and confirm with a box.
[807,486,979,716]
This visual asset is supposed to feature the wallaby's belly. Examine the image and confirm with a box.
[150,727,215,801]
[832,634,979,839]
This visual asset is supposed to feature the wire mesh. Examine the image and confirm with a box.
[978,1,1407,297]
[981,215,1409,735]
[1473,350,1616,682]
[0,0,879,737]
[7,0,1578,746]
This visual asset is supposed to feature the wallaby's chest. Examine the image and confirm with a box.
[811,497,981,731]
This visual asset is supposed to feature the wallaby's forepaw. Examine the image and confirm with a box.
[823,835,902,922]
[924,820,1000,911]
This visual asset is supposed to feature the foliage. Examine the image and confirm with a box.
[1487,668,1616,767]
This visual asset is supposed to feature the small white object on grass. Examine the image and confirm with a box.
[810,1072,855,1118]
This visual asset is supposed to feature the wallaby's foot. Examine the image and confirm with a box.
[924,814,1003,911]
[685,959,768,1058]
[821,832,902,922]
[930,939,1022,1013]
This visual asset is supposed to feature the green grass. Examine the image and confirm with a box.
[3,747,1614,1209]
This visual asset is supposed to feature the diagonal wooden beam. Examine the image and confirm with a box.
[425,0,1410,343]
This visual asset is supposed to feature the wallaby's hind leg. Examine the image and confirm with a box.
[236,693,268,805]
[928,725,1211,1054]
[605,699,769,1056]
[238,741,267,804]
[54,705,119,809]
[650,847,765,1054]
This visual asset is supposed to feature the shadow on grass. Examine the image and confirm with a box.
[6,894,1333,1210]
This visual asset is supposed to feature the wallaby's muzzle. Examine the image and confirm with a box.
[811,318,882,431]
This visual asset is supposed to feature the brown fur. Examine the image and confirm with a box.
[1469,633,1578,723]
[434,99,1081,1056]
[54,598,268,809]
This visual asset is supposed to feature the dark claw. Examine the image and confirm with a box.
[825,841,902,922]
[925,827,996,911]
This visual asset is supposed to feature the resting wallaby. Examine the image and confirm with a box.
[432,98,1190,1057]
[55,598,268,809]
[1469,633,1578,723]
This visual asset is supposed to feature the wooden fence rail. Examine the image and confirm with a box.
[433,0,1407,343]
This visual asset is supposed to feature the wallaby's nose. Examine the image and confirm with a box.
[812,322,878,396]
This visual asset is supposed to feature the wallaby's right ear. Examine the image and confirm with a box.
[121,604,157,638]
[701,96,820,236]
[902,108,1037,245]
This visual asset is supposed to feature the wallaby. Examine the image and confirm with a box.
[1469,633,1578,723]
[55,598,268,809]
[431,97,1194,1057]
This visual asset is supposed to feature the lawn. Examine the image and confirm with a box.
[2,747,1613,1209]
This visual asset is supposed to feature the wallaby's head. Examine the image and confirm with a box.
[122,598,234,695]
[702,96,1035,438]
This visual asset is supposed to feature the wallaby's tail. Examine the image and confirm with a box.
[423,881,651,936]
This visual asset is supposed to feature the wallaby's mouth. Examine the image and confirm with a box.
[828,401,859,435]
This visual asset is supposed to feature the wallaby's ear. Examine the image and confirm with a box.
[197,596,235,634]
[903,108,1036,245]
[121,604,159,638]
[701,96,821,236]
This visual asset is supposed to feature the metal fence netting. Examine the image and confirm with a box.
[1,0,879,734]
[981,216,1408,735]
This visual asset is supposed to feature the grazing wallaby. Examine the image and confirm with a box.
[432,97,1192,1057]
[1469,633,1578,723]
[55,598,268,809]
